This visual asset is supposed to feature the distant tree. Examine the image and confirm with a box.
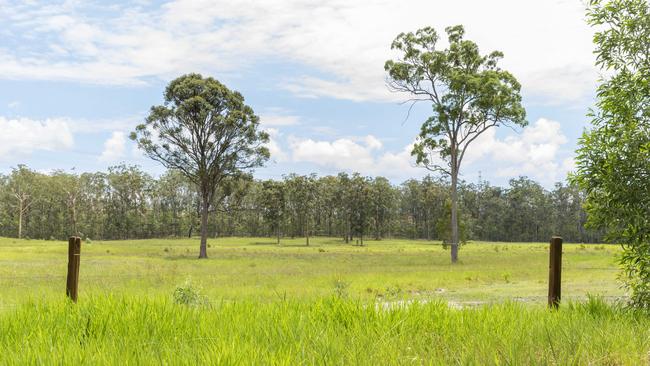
[284,174,317,245]
[131,73,269,258]
[436,200,468,247]
[504,177,550,242]
[52,171,81,236]
[336,173,354,243]
[317,176,340,237]
[385,25,527,262]
[213,175,254,237]
[369,177,396,240]
[154,170,196,237]
[105,165,152,239]
[574,0,650,310]
[349,173,372,246]
[260,180,286,244]
[8,166,40,239]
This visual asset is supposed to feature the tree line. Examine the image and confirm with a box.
[0,164,601,243]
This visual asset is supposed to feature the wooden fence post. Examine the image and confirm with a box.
[66,236,81,302]
[548,236,563,309]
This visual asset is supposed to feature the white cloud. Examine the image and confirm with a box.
[99,131,126,162]
[562,157,576,175]
[364,135,383,150]
[289,134,422,180]
[259,110,300,127]
[0,116,73,159]
[284,118,572,184]
[463,118,572,184]
[264,128,288,162]
[0,0,596,105]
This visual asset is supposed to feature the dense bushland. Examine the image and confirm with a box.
[0,165,600,243]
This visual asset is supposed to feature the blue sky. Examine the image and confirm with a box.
[0,0,598,187]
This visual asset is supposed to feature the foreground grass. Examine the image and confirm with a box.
[0,295,648,365]
[0,236,623,307]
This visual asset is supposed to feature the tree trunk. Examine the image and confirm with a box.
[199,197,209,259]
[450,169,459,263]
[277,225,281,245]
[18,206,23,239]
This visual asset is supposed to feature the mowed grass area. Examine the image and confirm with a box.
[0,236,624,305]
[2,237,648,365]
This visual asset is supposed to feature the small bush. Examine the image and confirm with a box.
[333,279,350,298]
[502,272,511,283]
[173,279,208,306]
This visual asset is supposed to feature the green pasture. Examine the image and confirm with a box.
[0,236,623,306]
[2,237,648,365]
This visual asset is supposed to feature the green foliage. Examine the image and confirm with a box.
[284,174,317,244]
[348,173,372,245]
[435,199,468,247]
[574,0,650,310]
[131,73,269,258]
[260,180,286,243]
[0,166,602,243]
[385,25,526,173]
[131,74,270,187]
[332,278,350,298]
[173,278,208,306]
[385,25,527,262]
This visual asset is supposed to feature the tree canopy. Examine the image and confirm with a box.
[385,25,526,262]
[574,0,650,310]
[131,73,269,258]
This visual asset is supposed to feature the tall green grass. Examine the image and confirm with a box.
[1,295,648,365]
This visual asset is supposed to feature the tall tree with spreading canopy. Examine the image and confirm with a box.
[131,73,269,258]
[573,0,650,310]
[385,25,527,262]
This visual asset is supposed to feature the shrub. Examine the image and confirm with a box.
[173,279,208,306]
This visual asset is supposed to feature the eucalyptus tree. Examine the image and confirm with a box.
[336,173,354,243]
[284,174,317,245]
[574,0,650,309]
[349,173,372,246]
[385,25,527,262]
[154,170,196,237]
[317,175,340,237]
[260,180,286,244]
[104,165,152,239]
[369,177,396,239]
[8,165,40,239]
[51,170,81,236]
[131,73,269,258]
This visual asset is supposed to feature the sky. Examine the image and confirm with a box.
[0,0,599,188]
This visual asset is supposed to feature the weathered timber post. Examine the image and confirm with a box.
[548,236,563,309]
[66,236,81,302]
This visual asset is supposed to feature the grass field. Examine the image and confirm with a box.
[0,236,625,305]
[2,237,648,365]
